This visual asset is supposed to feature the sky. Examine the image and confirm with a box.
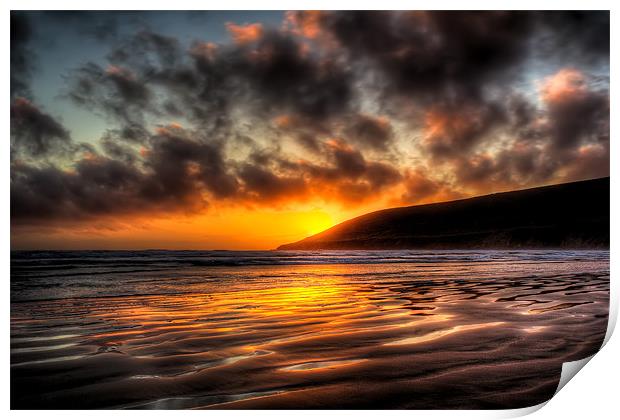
[10,11,610,250]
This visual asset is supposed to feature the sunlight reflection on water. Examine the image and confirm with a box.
[11,251,610,409]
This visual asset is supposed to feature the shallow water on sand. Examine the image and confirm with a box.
[11,250,609,409]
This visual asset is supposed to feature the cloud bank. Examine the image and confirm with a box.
[10,11,609,226]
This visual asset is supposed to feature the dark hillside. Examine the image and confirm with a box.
[278,178,610,250]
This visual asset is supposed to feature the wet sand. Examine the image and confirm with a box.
[11,252,609,409]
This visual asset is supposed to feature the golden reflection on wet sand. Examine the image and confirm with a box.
[11,259,609,409]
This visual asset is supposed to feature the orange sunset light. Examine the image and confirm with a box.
[11,208,339,250]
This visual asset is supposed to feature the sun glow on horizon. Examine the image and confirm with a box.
[10,207,343,251]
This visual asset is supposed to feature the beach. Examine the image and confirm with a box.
[11,250,609,409]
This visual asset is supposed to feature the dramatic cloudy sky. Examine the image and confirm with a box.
[10,11,609,249]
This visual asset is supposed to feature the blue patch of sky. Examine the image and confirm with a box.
[24,11,284,145]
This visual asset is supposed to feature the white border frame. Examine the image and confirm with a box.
[3,2,617,418]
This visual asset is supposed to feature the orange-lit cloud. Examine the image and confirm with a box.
[272,114,290,128]
[226,22,264,44]
[155,122,183,136]
[285,11,324,39]
[10,96,71,158]
[540,68,588,103]
[105,64,134,79]
[190,41,218,60]
[561,143,610,182]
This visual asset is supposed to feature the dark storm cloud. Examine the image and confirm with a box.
[294,140,403,203]
[108,30,182,69]
[11,126,239,224]
[11,151,208,225]
[238,163,307,202]
[67,62,153,139]
[234,30,352,121]
[271,114,332,152]
[312,11,535,104]
[11,159,142,223]
[422,101,506,160]
[94,24,354,126]
[535,11,610,65]
[453,145,558,190]
[307,11,609,98]
[11,13,34,98]
[64,23,356,146]
[146,127,239,200]
[399,170,460,205]
[285,11,535,162]
[228,137,402,205]
[66,29,222,136]
[449,70,610,192]
[545,87,609,153]
[505,70,608,182]
[11,98,72,158]
[67,10,610,156]
[11,125,404,224]
[190,29,354,122]
[344,114,393,151]
[295,11,610,162]
[102,124,150,144]
[10,13,76,163]
[294,133,321,152]
[99,137,138,164]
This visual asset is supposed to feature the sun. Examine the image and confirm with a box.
[297,211,335,237]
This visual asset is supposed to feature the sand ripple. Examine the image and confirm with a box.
[11,253,609,409]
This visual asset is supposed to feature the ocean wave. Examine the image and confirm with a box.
[10,250,609,303]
